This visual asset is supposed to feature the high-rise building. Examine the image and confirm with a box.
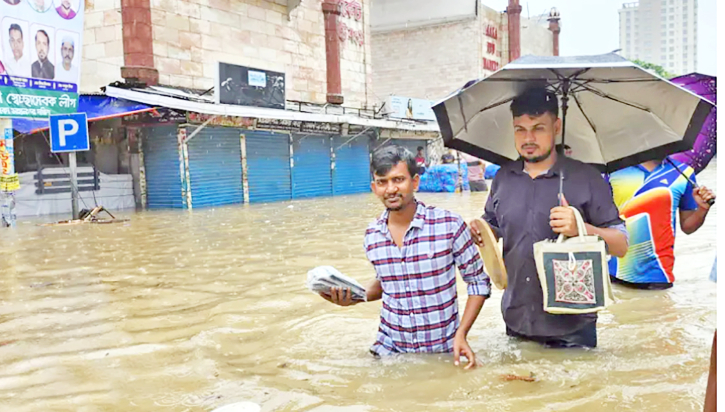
[619,0,698,75]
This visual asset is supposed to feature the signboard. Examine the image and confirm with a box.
[256,118,343,134]
[186,112,255,128]
[482,20,500,74]
[0,127,18,191]
[215,62,285,110]
[385,96,436,121]
[338,1,364,47]
[301,122,342,134]
[0,0,84,118]
[123,107,186,125]
[256,118,300,132]
[483,58,499,72]
[485,24,498,39]
[49,112,88,152]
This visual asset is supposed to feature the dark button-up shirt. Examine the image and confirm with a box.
[32,60,55,80]
[483,157,624,338]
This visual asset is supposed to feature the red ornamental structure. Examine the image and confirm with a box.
[322,0,344,104]
[506,0,522,62]
[548,7,561,57]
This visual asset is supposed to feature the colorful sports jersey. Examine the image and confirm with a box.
[606,159,698,284]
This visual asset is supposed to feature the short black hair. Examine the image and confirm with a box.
[417,146,424,152]
[371,145,418,178]
[9,24,22,37]
[510,87,559,119]
[35,29,49,44]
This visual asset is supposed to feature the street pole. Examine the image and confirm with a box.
[69,152,79,220]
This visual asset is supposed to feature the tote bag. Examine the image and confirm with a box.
[533,206,615,314]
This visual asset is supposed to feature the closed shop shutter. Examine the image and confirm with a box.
[332,135,370,195]
[245,131,292,203]
[186,127,243,208]
[291,134,332,199]
[142,126,184,209]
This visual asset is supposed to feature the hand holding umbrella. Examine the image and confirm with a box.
[664,157,715,206]
[433,53,715,200]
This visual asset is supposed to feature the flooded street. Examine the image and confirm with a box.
[0,163,717,412]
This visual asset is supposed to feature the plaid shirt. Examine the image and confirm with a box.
[364,201,491,356]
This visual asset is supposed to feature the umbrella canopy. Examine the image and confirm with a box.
[669,73,717,174]
[433,54,714,173]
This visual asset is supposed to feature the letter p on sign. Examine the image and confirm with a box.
[58,119,78,147]
[49,113,89,153]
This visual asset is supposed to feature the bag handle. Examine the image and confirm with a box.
[555,206,588,244]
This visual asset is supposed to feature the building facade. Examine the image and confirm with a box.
[8,0,441,217]
[370,0,560,103]
[369,0,560,163]
[82,0,373,108]
[619,0,698,75]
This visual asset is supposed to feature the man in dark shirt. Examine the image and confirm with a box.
[31,30,54,80]
[471,87,629,348]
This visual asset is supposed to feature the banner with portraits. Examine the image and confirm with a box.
[0,0,83,118]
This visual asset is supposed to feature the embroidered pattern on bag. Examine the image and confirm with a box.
[552,259,596,304]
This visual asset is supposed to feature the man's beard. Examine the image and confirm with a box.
[385,194,408,211]
[522,147,553,164]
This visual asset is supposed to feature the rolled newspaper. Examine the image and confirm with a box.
[307,266,367,301]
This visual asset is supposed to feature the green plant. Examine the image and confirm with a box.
[632,59,676,79]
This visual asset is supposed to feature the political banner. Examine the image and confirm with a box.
[0,0,83,118]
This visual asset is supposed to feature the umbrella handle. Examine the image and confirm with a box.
[664,157,715,206]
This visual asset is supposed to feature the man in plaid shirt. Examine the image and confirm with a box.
[320,145,491,368]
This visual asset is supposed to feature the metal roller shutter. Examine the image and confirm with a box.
[291,134,332,199]
[245,131,292,203]
[186,127,243,208]
[332,135,371,195]
[142,126,184,209]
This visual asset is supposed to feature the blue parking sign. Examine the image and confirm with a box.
[49,113,90,153]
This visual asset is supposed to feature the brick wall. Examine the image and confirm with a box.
[146,0,371,107]
[370,18,480,103]
[82,0,124,93]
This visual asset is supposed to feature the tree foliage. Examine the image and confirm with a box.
[632,59,676,79]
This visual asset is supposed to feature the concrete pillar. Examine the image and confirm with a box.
[322,0,344,105]
[120,0,158,86]
[548,8,561,57]
[506,0,523,62]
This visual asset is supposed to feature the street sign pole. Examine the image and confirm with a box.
[49,113,89,221]
[69,152,79,220]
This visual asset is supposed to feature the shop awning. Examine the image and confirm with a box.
[104,85,441,133]
[13,95,156,134]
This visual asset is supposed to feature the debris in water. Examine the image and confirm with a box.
[501,372,537,382]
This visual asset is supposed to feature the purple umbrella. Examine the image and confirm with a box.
[670,73,716,174]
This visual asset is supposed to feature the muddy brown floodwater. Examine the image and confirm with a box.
[0,162,717,412]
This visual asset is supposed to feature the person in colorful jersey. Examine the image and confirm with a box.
[606,158,715,289]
